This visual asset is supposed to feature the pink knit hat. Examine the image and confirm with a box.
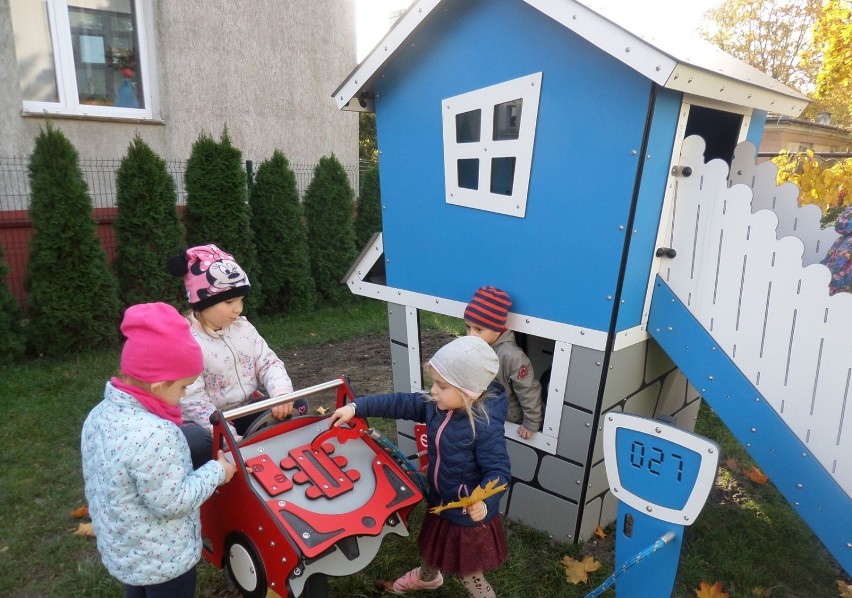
[167,244,250,311]
[120,302,203,383]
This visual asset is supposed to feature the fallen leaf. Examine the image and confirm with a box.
[725,457,739,471]
[265,589,284,598]
[430,479,507,514]
[744,467,768,484]
[0,546,8,553]
[316,406,328,415]
[72,522,96,538]
[751,587,772,596]
[559,554,601,584]
[837,580,852,598]
[695,581,729,598]
[70,505,89,519]
[594,525,606,539]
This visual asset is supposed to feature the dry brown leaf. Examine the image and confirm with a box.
[559,555,601,585]
[70,505,89,519]
[837,580,852,598]
[594,525,606,539]
[72,522,96,538]
[430,479,507,514]
[725,457,739,471]
[695,581,730,598]
[744,466,768,484]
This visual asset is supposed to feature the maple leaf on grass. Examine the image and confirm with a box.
[429,479,507,514]
[744,466,768,484]
[695,580,730,598]
[594,525,607,539]
[70,505,89,518]
[837,580,852,598]
[559,555,601,585]
[725,457,739,472]
[72,522,96,538]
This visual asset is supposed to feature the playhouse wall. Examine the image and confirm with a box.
[373,0,657,333]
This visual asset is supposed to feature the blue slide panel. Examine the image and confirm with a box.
[648,277,851,575]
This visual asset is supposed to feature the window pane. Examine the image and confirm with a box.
[493,99,523,141]
[458,159,479,190]
[9,0,59,102]
[456,110,481,143]
[490,157,516,196]
[69,0,143,108]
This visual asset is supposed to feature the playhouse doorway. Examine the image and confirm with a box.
[683,104,744,164]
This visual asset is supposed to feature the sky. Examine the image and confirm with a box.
[356,0,721,62]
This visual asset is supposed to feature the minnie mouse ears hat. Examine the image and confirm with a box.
[166,244,250,311]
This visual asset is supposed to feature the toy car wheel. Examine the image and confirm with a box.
[224,534,267,598]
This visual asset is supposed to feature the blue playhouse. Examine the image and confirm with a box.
[333,0,851,581]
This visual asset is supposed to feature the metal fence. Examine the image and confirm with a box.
[0,156,371,306]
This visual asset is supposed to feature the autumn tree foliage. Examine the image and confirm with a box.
[699,0,822,92]
[806,0,852,127]
[114,134,185,309]
[25,123,120,356]
[354,164,382,250]
[184,127,261,312]
[303,155,358,305]
[771,149,852,224]
[249,150,316,314]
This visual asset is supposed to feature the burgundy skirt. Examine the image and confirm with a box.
[417,511,508,577]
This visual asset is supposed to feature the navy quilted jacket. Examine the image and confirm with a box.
[353,381,510,526]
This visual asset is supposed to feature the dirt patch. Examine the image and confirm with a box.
[280,329,456,404]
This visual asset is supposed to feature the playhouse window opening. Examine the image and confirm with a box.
[456,109,482,143]
[457,158,480,190]
[490,157,516,195]
[493,99,522,141]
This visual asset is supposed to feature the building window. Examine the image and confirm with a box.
[9,0,154,119]
[441,73,541,218]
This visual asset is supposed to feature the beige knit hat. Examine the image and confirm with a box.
[428,336,499,398]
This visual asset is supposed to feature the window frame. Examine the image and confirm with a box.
[19,0,155,120]
[441,72,542,218]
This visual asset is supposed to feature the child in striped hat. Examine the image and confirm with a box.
[464,286,543,440]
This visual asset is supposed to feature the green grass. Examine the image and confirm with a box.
[0,301,846,597]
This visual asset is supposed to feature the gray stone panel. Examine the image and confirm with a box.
[564,346,604,410]
[587,459,610,498]
[601,490,619,530]
[390,341,413,393]
[645,337,676,384]
[507,484,579,543]
[623,381,662,419]
[602,341,647,411]
[654,368,690,418]
[387,303,408,344]
[538,454,584,501]
[672,396,702,432]
[506,439,539,483]
[556,405,594,463]
[578,496,603,541]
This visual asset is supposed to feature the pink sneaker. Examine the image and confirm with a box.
[391,567,443,594]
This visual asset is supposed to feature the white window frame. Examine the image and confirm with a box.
[20,0,155,120]
[441,72,542,218]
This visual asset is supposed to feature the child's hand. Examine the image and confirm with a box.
[271,403,293,420]
[517,425,535,440]
[467,500,488,523]
[217,450,237,484]
[328,403,356,428]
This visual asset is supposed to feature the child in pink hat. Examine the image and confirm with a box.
[167,244,306,467]
[81,302,236,597]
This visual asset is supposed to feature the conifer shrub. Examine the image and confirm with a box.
[183,128,261,312]
[249,150,316,314]
[114,134,185,309]
[354,164,382,250]
[0,246,25,363]
[303,154,358,305]
[25,123,120,356]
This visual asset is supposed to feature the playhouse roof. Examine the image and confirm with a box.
[334,0,810,116]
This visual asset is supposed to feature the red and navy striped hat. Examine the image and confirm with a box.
[463,286,512,331]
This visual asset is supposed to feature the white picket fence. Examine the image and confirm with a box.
[659,135,851,497]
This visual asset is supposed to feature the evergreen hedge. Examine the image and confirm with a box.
[0,246,25,362]
[249,150,316,314]
[354,164,382,250]
[303,154,358,305]
[183,128,261,312]
[25,123,120,356]
[114,134,185,309]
